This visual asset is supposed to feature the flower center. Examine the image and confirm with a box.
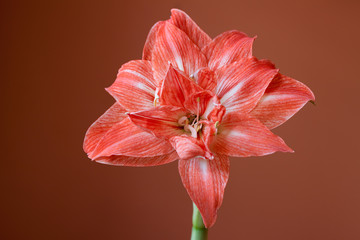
[178,115,202,138]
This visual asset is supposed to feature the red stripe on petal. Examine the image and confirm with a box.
[203,31,255,70]
[128,106,187,139]
[216,57,279,114]
[96,151,179,167]
[151,21,207,81]
[169,9,212,49]
[89,118,173,159]
[250,73,315,129]
[212,113,293,157]
[106,60,157,112]
[83,102,127,155]
[178,154,229,228]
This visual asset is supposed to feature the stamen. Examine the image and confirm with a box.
[196,97,200,123]
[195,123,202,132]
[214,121,219,135]
[153,88,160,106]
[185,124,197,138]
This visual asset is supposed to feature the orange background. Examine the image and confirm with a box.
[1,0,360,239]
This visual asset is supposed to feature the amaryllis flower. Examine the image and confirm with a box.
[84,9,314,229]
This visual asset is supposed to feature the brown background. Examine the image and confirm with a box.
[1,0,360,239]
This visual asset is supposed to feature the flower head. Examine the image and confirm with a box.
[84,9,314,228]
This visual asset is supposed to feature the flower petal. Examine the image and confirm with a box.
[106,60,157,112]
[169,9,212,49]
[142,21,164,61]
[89,117,173,159]
[193,67,217,92]
[203,30,255,70]
[128,106,186,139]
[96,151,179,167]
[170,135,212,160]
[216,57,279,113]
[151,21,207,81]
[250,73,315,129]
[160,65,203,108]
[178,154,229,228]
[83,102,127,155]
[184,90,214,117]
[212,113,293,157]
[201,95,226,123]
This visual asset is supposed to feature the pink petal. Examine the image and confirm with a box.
[96,151,179,167]
[250,73,315,129]
[212,113,293,157]
[128,106,187,139]
[201,95,226,123]
[170,135,212,160]
[178,154,230,228]
[160,65,203,108]
[193,68,217,92]
[203,30,255,70]
[142,21,164,61]
[169,9,212,49]
[151,21,207,81]
[184,90,214,117]
[83,102,127,155]
[216,57,279,113]
[89,118,173,159]
[106,60,157,112]
[201,120,219,147]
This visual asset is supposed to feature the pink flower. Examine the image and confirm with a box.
[83,9,314,228]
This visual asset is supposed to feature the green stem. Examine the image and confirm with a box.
[191,203,208,240]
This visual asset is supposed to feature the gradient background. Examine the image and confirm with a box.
[1,0,360,239]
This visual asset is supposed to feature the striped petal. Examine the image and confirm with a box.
[184,90,214,117]
[169,9,212,49]
[216,57,279,113]
[143,21,164,61]
[83,102,127,155]
[178,154,229,228]
[203,30,255,70]
[128,106,187,139]
[151,21,207,81]
[160,65,203,108]
[201,95,226,123]
[96,151,179,167]
[106,60,157,112]
[193,68,217,92]
[250,73,315,129]
[212,113,293,157]
[170,136,212,160]
[89,118,173,159]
